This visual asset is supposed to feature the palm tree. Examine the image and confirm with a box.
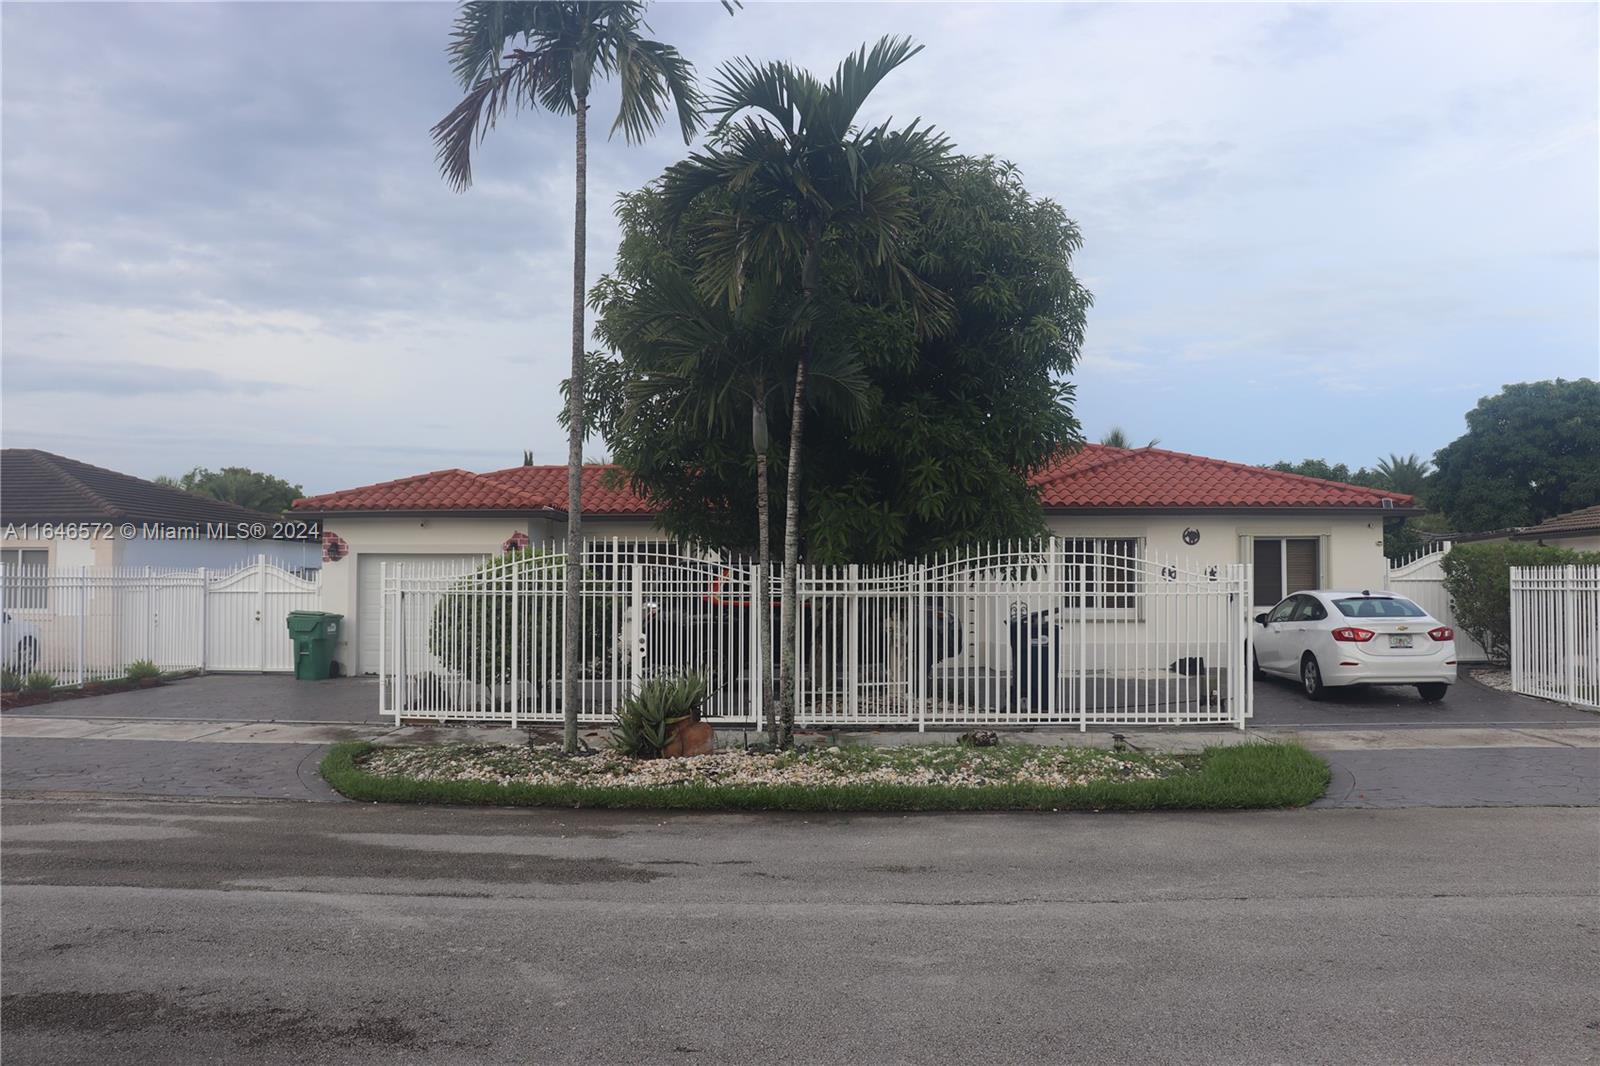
[1100,427,1159,449]
[1375,453,1432,497]
[433,1,704,754]
[602,272,870,743]
[660,37,950,748]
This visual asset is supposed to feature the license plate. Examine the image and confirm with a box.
[1389,634,1413,649]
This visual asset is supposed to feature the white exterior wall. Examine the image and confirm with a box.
[1045,512,1389,597]
[1524,533,1600,554]
[320,515,539,669]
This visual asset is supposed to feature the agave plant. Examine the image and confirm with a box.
[610,674,710,758]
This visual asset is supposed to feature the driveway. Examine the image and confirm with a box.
[2,674,385,724]
[1251,666,1597,729]
[3,797,1595,1066]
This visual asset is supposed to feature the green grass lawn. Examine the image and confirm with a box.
[321,740,1330,813]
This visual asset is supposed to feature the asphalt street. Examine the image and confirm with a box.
[3,796,1597,1066]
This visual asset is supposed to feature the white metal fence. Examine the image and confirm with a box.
[380,539,1253,729]
[1510,565,1600,709]
[1386,544,1489,662]
[0,557,322,684]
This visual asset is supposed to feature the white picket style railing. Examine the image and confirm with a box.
[1386,544,1490,662]
[379,539,1253,730]
[0,557,321,684]
[1510,565,1600,709]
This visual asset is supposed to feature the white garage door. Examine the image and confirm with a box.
[356,554,480,675]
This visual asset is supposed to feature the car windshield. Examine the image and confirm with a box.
[1333,596,1426,619]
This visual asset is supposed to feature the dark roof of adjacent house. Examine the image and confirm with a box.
[1512,504,1600,541]
[1,449,288,530]
[292,445,1415,516]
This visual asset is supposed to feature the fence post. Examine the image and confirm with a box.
[1509,568,1523,696]
[145,566,155,664]
[1077,555,1089,733]
[846,564,860,722]
[1563,565,1578,705]
[630,556,644,698]
[916,562,927,733]
[197,568,208,673]
[77,567,88,685]
[256,553,268,674]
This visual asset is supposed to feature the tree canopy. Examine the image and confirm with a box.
[590,154,1091,562]
[156,467,303,514]
[1429,379,1600,532]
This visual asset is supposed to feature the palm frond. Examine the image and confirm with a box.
[431,48,558,192]
[820,35,924,139]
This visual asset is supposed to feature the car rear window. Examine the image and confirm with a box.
[1333,596,1426,618]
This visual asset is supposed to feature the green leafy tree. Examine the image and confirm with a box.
[1430,379,1600,532]
[658,37,952,748]
[1269,458,1384,488]
[433,0,708,755]
[594,155,1089,560]
[156,467,303,515]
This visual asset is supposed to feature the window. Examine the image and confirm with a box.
[1,548,49,609]
[1266,597,1298,623]
[1289,596,1327,622]
[1251,537,1321,607]
[1061,538,1142,611]
[1334,596,1426,619]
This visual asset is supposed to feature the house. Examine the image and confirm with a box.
[292,445,1416,675]
[1423,504,1600,554]
[1508,505,1600,553]
[0,449,320,577]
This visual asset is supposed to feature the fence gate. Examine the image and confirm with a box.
[1510,565,1600,709]
[381,539,1253,729]
[0,557,321,684]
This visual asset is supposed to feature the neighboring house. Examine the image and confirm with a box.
[1424,504,1600,554]
[293,446,1415,675]
[1509,504,1600,553]
[0,449,320,579]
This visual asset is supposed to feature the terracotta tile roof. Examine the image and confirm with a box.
[1,449,290,529]
[292,464,652,515]
[294,447,1414,516]
[1028,445,1416,510]
[1513,504,1600,540]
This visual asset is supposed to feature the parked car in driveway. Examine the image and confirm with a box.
[2,609,41,673]
[1252,590,1457,701]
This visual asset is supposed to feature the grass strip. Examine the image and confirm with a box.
[321,741,1329,812]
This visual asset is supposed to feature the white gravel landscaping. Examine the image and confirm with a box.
[359,742,1188,791]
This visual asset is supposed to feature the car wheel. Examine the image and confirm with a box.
[15,637,38,674]
[1417,682,1448,703]
[1301,654,1326,701]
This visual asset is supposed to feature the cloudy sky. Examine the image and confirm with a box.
[3,2,1595,496]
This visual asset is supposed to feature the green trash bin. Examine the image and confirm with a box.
[286,611,343,681]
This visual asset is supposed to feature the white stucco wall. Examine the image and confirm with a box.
[318,515,539,669]
[1044,512,1389,597]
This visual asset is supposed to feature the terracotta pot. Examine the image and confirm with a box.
[663,717,714,758]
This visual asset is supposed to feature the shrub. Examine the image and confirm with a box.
[125,660,162,681]
[1441,542,1600,661]
[23,671,58,692]
[0,669,21,692]
[429,549,618,691]
[611,674,709,759]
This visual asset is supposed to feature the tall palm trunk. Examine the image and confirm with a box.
[753,391,773,745]
[562,91,588,756]
[776,346,808,750]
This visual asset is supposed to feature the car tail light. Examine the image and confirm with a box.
[1429,626,1453,642]
[1331,627,1375,643]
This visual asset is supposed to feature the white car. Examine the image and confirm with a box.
[1252,590,1457,702]
[2,609,42,673]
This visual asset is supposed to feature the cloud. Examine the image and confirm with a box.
[2,1,1595,491]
